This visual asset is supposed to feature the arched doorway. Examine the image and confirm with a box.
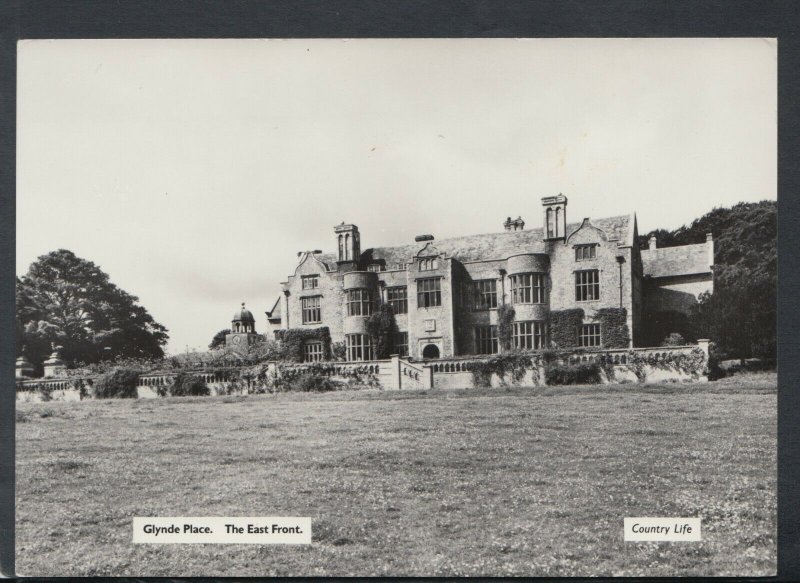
[422,344,440,359]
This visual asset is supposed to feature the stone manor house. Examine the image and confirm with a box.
[228,195,714,362]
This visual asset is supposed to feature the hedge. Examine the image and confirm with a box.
[160,372,210,397]
[544,361,601,385]
[93,367,140,399]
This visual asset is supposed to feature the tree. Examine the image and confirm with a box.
[366,304,398,359]
[16,249,169,372]
[209,329,231,350]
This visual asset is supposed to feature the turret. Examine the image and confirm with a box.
[225,302,259,351]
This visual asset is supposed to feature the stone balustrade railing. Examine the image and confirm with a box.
[423,343,708,372]
[16,342,708,400]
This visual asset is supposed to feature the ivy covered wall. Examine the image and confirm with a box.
[594,308,630,348]
[274,327,332,363]
[549,308,584,348]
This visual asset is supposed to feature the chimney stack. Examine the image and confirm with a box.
[541,194,567,239]
[503,216,525,231]
[706,233,714,268]
[649,235,657,250]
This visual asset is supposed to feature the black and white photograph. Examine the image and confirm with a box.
[13,37,776,576]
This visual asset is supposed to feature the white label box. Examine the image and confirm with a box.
[624,517,702,541]
[133,517,312,544]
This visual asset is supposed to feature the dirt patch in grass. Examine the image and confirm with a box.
[16,372,776,577]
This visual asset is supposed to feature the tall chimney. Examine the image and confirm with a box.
[706,233,714,268]
[541,194,567,239]
[649,235,657,250]
[334,223,360,263]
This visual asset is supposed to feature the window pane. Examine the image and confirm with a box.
[304,341,324,362]
[512,321,546,350]
[302,275,319,289]
[394,332,408,357]
[346,288,373,316]
[475,325,499,355]
[387,286,408,314]
[301,296,321,324]
[346,334,373,361]
[575,270,600,302]
[579,324,601,347]
[473,279,497,310]
[511,273,545,304]
[417,278,442,308]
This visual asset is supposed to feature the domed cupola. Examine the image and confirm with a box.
[226,302,259,352]
[232,302,255,332]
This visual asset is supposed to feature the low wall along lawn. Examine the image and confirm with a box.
[15,344,710,402]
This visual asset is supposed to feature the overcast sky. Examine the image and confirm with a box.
[17,38,776,354]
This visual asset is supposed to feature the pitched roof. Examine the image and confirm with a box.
[641,243,712,278]
[266,296,281,320]
[364,215,633,266]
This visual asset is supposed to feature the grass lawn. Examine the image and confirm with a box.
[15,372,776,577]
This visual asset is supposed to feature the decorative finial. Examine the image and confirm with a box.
[242,302,246,308]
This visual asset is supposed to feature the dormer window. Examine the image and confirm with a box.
[419,258,439,271]
[575,244,597,261]
[367,264,385,272]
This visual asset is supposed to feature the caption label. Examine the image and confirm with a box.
[133,516,312,544]
[624,517,702,541]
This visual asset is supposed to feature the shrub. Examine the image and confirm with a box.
[269,362,377,392]
[642,310,693,347]
[544,361,601,385]
[661,333,687,346]
[290,372,341,392]
[331,341,347,361]
[37,384,54,402]
[706,341,725,380]
[471,351,536,388]
[93,367,140,399]
[165,373,210,397]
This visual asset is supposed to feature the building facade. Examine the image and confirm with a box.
[260,195,714,361]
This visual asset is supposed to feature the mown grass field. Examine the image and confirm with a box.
[16,373,776,577]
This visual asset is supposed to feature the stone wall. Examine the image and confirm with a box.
[16,343,709,402]
[643,273,714,315]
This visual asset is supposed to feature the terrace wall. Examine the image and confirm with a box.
[16,342,709,401]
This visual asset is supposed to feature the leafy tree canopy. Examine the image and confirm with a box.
[366,304,398,359]
[16,249,169,372]
[209,329,231,350]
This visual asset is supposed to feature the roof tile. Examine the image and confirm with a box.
[641,243,712,278]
